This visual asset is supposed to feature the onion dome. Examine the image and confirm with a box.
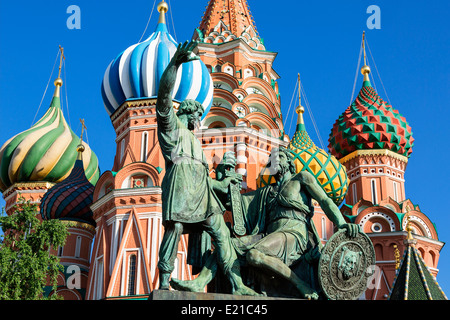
[0,76,100,192]
[40,143,95,226]
[257,76,348,205]
[101,1,213,118]
[328,36,414,160]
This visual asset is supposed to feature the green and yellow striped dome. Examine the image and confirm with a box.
[257,105,348,205]
[0,79,100,192]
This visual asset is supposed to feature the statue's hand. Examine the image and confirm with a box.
[216,152,237,181]
[226,171,243,186]
[172,40,200,66]
[222,151,237,169]
[304,246,321,264]
[338,223,360,238]
[211,172,242,194]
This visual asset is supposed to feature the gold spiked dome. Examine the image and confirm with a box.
[157,0,169,24]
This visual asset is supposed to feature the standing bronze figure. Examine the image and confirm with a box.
[155,40,258,296]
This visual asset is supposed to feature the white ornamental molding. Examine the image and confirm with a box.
[358,212,396,232]
[402,215,432,238]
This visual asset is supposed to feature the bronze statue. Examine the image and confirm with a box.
[155,40,258,296]
[171,147,361,299]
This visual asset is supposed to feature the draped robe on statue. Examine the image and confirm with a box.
[157,106,225,224]
[157,103,232,272]
[233,176,323,266]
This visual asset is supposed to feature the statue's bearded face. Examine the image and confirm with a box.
[272,151,290,177]
[186,111,201,131]
[337,248,362,281]
[177,100,204,131]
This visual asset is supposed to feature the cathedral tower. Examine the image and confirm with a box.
[193,0,289,192]
[0,48,100,300]
[328,34,443,299]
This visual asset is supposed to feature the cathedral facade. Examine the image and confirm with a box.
[0,0,445,300]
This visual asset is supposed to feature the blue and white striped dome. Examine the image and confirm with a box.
[101,23,213,118]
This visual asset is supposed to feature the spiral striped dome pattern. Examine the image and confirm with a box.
[0,95,100,192]
[40,157,95,226]
[101,23,214,118]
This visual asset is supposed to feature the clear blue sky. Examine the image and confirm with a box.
[1,0,449,296]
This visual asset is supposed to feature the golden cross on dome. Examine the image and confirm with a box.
[77,119,87,156]
[296,73,305,125]
[361,32,371,81]
[80,118,87,142]
[53,46,65,96]
[362,32,367,66]
[58,45,65,79]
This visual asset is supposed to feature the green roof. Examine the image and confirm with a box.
[389,246,447,300]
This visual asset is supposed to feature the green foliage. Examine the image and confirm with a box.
[0,197,68,300]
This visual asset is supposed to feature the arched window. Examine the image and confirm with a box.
[96,259,104,300]
[127,255,137,296]
[352,183,357,204]
[321,217,327,240]
[75,236,82,258]
[223,65,234,76]
[371,179,378,204]
[57,246,63,257]
[120,139,125,161]
[429,250,437,267]
[243,68,254,79]
[141,131,148,162]
[393,181,398,202]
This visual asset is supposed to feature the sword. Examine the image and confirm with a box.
[218,151,246,236]
[224,168,246,236]
[229,179,246,236]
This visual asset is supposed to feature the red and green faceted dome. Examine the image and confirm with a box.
[328,81,414,159]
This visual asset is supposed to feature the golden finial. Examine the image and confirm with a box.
[394,244,401,270]
[296,73,305,125]
[404,206,417,246]
[77,119,86,159]
[54,46,65,97]
[157,0,169,24]
[360,31,371,82]
[405,210,414,240]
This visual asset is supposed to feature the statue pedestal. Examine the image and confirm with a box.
[149,289,300,300]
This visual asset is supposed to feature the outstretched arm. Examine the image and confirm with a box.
[156,40,200,115]
[298,171,360,237]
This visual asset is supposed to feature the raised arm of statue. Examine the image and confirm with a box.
[156,40,200,131]
[297,171,360,237]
